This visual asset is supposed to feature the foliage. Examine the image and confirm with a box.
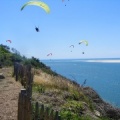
[23,56,58,76]
[60,110,93,120]
[0,44,57,76]
[32,83,45,93]
[0,44,24,66]
[0,44,13,66]
[60,100,94,120]
[99,117,110,120]
[62,100,85,112]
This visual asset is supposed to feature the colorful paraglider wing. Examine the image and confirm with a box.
[6,40,11,43]
[79,40,88,46]
[21,1,50,13]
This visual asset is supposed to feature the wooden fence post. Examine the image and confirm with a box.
[24,94,28,120]
[35,102,39,120]
[18,93,21,120]
[40,104,44,120]
[44,107,50,120]
[49,109,54,120]
[22,89,26,120]
[54,111,61,120]
[18,89,26,120]
[15,63,61,120]
[27,99,32,120]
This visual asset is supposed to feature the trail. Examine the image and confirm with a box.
[0,67,22,120]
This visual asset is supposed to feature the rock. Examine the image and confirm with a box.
[83,86,120,119]
[94,110,101,117]
[0,73,5,79]
[106,108,120,119]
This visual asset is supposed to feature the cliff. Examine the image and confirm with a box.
[32,68,120,120]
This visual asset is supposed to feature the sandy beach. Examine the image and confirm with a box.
[85,60,120,63]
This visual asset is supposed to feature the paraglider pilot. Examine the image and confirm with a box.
[35,27,39,32]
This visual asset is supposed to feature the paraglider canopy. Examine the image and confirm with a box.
[79,40,88,46]
[6,40,11,43]
[47,53,52,56]
[69,45,74,52]
[69,45,74,48]
[21,1,50,13]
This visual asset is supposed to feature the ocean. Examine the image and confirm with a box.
[41,58,120,108]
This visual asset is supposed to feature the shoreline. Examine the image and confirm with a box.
[84,60,120,63]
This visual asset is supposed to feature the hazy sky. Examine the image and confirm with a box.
[1,0,120,59]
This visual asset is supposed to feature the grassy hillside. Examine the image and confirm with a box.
[32,69,120,120]
[1,44,120,120]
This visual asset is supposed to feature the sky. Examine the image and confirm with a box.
[1,0,120,59]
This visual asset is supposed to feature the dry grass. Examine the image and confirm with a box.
[34,75,69,91]
[33,69,82,92]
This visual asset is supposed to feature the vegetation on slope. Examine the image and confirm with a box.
[32,69,120,120]
[1,44,120,120]
[0,44,57,75]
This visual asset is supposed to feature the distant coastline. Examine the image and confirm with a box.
[83,59,120,63]
[42,58,120,63]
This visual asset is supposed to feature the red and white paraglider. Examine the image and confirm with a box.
[6,40,12,43]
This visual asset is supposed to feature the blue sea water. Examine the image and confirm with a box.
[42,58,120,108]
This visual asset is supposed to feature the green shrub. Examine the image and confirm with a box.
[62,100,84,114]
[60,110,93,120]
[33,83,45,93]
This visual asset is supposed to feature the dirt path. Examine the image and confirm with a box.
[0,67,22,120]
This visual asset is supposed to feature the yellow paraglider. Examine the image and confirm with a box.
[79,40,88,46]
[21,1,50,13]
